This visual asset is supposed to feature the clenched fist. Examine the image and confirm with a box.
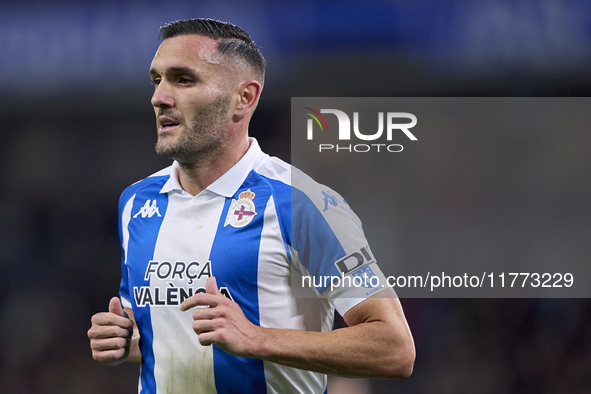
[88,297,134,366]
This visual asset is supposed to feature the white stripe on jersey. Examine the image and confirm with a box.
[257,195,329,394]
[120,195,135,310]
[150,190,225,393]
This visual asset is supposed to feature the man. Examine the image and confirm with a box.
[87,18,415,393]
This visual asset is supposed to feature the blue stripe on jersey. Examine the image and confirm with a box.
[291,187,346,292]
[120,175,170,394]
[260,176,345,293]
[119,176,171,306]
[209,172,271,394]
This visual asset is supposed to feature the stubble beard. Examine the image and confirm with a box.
[155,93,232,166]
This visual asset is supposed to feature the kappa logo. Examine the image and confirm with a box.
[133,199,162,219]
[321,190,349,212]
[224,189,257,228]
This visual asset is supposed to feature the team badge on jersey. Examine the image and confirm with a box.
[224,189,257,228]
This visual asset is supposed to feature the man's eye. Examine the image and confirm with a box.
[179,77,192,85]
[151,78,161,85]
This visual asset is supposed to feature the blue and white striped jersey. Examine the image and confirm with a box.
[118,138,388,394]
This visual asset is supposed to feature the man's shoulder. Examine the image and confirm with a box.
[254,155,325,189]
[119,165,174,205]
[253,155,348,213]
[253,155,291,186]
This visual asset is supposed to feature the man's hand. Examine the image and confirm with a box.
[88,297,134,366]
[180,276,263,358]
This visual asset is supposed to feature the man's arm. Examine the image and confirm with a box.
[88,297,141,365]
[181,277,415,379]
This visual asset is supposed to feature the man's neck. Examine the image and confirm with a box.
[177,137,250,196]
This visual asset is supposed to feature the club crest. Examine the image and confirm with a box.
[224,189,257,228]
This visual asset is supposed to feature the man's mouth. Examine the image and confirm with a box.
[158,116,181,132]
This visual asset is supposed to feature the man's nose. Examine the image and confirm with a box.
[151,82,175,108]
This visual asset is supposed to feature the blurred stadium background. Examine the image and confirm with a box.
[1,0,591,393]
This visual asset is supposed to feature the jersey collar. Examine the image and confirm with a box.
[159,138,267,197]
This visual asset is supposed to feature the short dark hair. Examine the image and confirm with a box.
[159,18,266,83]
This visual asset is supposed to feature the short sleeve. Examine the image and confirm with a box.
[290,169,389,316]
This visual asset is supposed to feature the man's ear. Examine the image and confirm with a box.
[233,80,262,118]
